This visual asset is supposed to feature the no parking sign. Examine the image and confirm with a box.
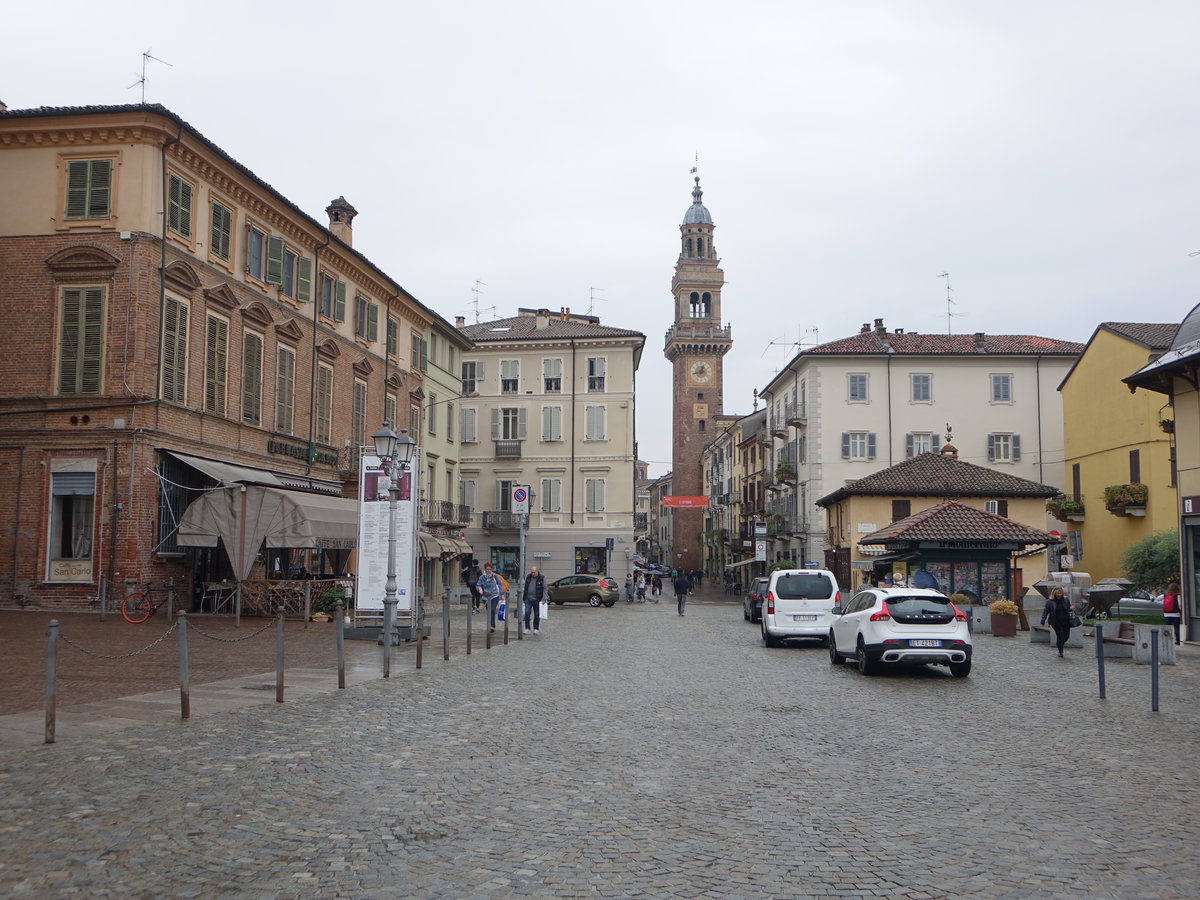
[512,485,530,514]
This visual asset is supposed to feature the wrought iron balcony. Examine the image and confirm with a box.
[494,439,523,458]
[424,500,472,527]
[483,510,521,529]
[633,512,648,530]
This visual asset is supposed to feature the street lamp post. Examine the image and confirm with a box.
[372,422,417,678]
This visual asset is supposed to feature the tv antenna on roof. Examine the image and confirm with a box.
[762,325,818,357]
[127,49,173,104]
[938,272,962,335]
[587,287,606,317]
[470,280,494,323]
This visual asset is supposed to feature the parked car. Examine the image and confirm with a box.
[547,574,618,607]
[1084,589,1164,619]
[760,568,841,647]
[828,587,972,677]
[743,577,770,623]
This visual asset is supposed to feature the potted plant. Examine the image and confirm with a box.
[988,598,1020,637]
[1104,483,1148,516]
[775,463,797,483]
[1160,418,1175,434]
[1046,496,1085,522]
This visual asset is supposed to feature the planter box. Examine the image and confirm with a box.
[1066,514,1085,522]
[991,613,1018,637]
[1107,505,1146,517]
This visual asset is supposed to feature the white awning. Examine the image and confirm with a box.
[725,557,761,569]
[177,485,358,580]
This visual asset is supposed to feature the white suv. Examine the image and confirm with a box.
[828,587,972,677]
[760,568,841,647]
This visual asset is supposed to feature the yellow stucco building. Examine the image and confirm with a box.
[1058,323,1177,582]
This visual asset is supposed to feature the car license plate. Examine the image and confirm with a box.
[793,615,817,622]
[909,639,941,648]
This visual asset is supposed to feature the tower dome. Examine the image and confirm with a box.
[681,176,713,225]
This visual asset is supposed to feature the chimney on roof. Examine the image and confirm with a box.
[326,196,357,246]
[940,443,958,460]
[874,318,886,337]
[455,316,465,328]
[894,328,904,335]
[536,308,550,329]
[561,307,571,321]
[974,331,986,351]
[861,323,871,334]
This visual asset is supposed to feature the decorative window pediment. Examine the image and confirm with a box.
[202,282,239,310]
[45,244,121,274]
[385,372,403,390]
[316,339,341,360]
[241,302,274,327]
[352,356,374,377]
[275,318,304,345]
[409,386,426,404]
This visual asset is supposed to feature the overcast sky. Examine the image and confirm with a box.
[7,1,1200,476]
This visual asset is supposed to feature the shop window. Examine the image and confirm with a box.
[48,470,95,582]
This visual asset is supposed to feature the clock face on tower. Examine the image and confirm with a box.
[687,359,715,386]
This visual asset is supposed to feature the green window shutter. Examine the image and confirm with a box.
[335,281,346,322]
[411,334,421,369]
[205,317,228,416]
[421,339,428,371]
[368,304,379,342]
[387,318,398,356]
[168,174,193,237]
[265,236,285,285]
[210,202,232,260]
[242,331,262,425]
[66,159,112,219]
[161,297,188,404]
[297,257,312,302]
[58,288,103,394]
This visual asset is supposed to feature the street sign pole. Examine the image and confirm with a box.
[513,485,530,639]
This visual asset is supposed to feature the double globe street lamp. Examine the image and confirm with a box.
[372,422,417,677]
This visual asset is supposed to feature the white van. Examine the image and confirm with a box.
[761,568,841,647]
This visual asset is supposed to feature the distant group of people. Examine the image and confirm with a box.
[462,558,546,634]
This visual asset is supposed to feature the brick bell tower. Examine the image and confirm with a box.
[664,175,732,571]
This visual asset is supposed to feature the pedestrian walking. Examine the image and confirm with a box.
[1040,586,1074,657]
[674,572,691,616]
[693,568,703,588]
[478,563,503,632]
[635,571,647,602]
[625,573,635,603]
[653,575,662,600]
[462,558,483,611]
[1163,581,1183,645]
[521,565,546,634]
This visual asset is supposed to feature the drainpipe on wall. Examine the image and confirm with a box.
[304,234,332,476]
[570,338,577,524]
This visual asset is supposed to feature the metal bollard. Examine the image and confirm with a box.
[415,599,425,670]
[45,620,58,745]
[303,582,312,629]
[178,611,190,720]
[442,588,450,662]
[336,599,346,689]
[503,595,509,645]
[466,592,473,655]
[275,607,285,703]
[1095,622,1107,700]
[1151,627,1160,712]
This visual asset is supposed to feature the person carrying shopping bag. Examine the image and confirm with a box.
[478,562,503,632]
[522,565,546,634]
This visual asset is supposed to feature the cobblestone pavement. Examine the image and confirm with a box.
[2,591,1198,899]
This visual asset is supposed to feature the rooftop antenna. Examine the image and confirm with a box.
[127,49,173,103]
[470,280,494,323]
[938,272,961,335]
[762,325,818,357]
[587,287,606,317]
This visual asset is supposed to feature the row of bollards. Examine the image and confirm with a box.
[44,594,519,744]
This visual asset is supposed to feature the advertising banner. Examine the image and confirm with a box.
[356,447,419,613]
[661,496,709,508]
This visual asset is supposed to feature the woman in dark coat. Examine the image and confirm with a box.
[1040,587,1074,657]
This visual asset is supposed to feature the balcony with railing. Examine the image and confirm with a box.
[483,510,521,529]
[424,500,472,527]
[494,439,523,459]
[634,512,648,531]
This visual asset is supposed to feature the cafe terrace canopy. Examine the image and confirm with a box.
[177,484,358,580]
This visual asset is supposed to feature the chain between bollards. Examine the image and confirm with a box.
[178,611,190,720]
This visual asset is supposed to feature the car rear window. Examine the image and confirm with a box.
[773,573,834,600]
[887,594,953,619]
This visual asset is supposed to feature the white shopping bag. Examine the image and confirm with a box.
[539,601,549,620]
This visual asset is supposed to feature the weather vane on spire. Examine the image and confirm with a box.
[690,151,699,176]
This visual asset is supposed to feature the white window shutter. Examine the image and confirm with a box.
[517,407,527,439]
[1012,434,1021,461]
[491,407,500,439]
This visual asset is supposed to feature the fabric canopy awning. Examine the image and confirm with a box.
[177,485,358,580]
[726,557,761,569]
[448,537,473,556]
[417,533,441,559]
[161,449,343,495]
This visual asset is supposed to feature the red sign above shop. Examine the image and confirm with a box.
[661,496,709,508]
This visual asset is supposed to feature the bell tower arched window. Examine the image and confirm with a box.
[702,292,712,317]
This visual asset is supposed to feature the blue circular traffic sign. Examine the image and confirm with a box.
[513,487,528,503]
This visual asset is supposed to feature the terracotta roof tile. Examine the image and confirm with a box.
[816,452,1060,506]
[807,332,1083,356]
[458,315,643,342]
[1102,322,1178,350]
[859,500,1056,546]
